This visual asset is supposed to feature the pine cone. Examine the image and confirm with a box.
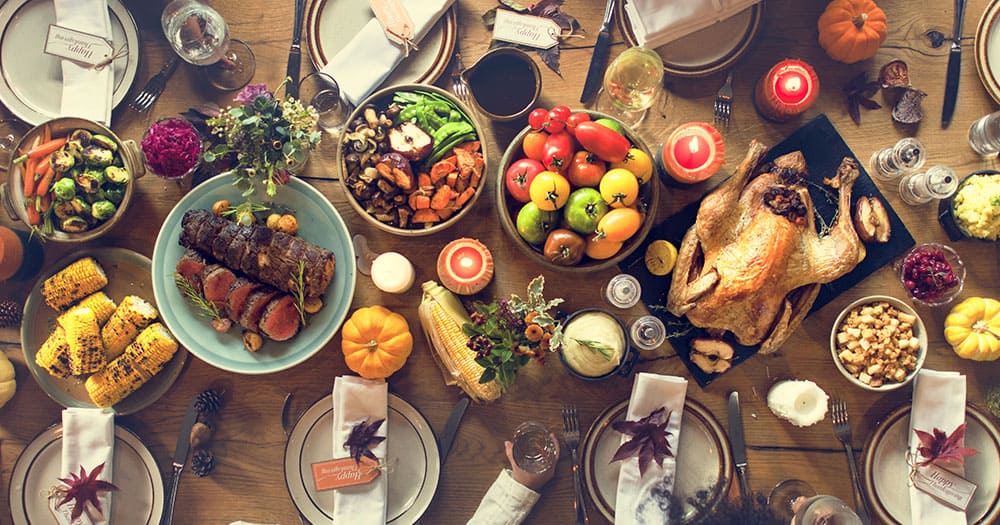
[194,389,224,416]
[190,449,216,477]
[0,300,21,328]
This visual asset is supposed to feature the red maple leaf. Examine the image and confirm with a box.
[914,423,979,467]
[56,462,119,520]
[610,407,675,477]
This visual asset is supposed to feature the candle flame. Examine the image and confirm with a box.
[783,75,802,93]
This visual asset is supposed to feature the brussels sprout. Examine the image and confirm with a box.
[90,134,117,152]
[65,141,84,163]
[74,169,105,193]
[53,196,88,219]
[53,178,76,201]
[104,165,129,185]
[90,200,117,221]
[50,148,76,173]
[68,129,92,147]
[101,187,125,205]
[60,216,89,232]
[82,146,113,167]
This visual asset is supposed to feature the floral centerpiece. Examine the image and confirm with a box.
[203,79,321,200]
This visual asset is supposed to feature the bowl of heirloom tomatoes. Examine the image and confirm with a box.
[495,107,660,272]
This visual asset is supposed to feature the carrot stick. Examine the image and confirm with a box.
[22,158,37,197]
[35,162,55,196]
[42,124,51,144]
[25,198,40,225]
[38,193,51,212]
[13,138,66,164]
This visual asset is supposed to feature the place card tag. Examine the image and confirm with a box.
[492,10,559,50]
[311,456,381,491]
[44,25,114,68]
[370,0,419,57]
[913,464,978,511]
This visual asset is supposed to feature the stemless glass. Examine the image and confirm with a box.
[298,72,352,135]
[0,118,27,165]
[596,46,664,127]
[792,495,863,525]
[768,479,816,521]
[511,421,558,474]
[161,0,255,90]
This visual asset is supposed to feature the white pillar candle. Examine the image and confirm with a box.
[370,252,415,294]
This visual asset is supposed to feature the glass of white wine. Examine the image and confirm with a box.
[161,0,256,91]
[596,46,664,127]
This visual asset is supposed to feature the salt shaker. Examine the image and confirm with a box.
[869,137,925,181]
[898,165,957,206]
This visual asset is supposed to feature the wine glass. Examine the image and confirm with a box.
[768,479,816,521]
[792,495,863,525]
[595,46,664,127]
[161,0,256,91]
[0,117,27,166]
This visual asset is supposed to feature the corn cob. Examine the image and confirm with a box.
[84,355,149,408]
[123,323,178,377]
[61,306,106,375]
[42,257,108,310]
[57,292,117,327]
[34,326,73,378]
[101,295,159,359]
[418,281,501,402]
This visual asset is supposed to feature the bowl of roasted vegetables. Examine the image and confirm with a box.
[1,117,144,242]
[337,84,487,236]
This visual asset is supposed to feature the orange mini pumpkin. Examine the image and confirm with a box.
[341,305,413,379]
[818,0,888,64]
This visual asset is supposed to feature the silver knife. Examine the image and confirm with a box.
[727,391,751,507]
[941,0,967,128]
[285,0,307,99]
[160,398,200,525]
[580,0,615,104]
[438,396,470,465]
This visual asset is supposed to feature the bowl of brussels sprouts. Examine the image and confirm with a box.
[1,117,145,242]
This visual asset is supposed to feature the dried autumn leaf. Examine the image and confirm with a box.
[610,407,675,477]
[844,72,882,125]
[892,87,927,124]
[914,422,979,467]
[344,418,386,464]
[879,60,910,89]
[55,463,120,521]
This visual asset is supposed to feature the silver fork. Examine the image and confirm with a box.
[830,398,872,525]
[714,71,733,128]
[129,55,179,113]
[562,405,589,525]
[450,52,473,108]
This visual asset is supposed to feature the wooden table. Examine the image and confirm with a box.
[2,0,999,523]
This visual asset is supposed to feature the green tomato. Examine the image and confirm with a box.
[594,118,625,135]
[563,187,609,235]
[516,201,559,246]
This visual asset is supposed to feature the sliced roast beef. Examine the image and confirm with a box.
[175,249,206,292]
[259,295,301,341]
[238,289,279,331]
[201,264,237,314]
[225,278,260,322]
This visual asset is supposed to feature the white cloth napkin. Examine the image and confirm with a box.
[615,373,687,525]
[320,0,455,106]
[59,408,114,525]
[332,376,388,525]
[624,0,762,49]
[53,0,114,124]
[907,369,967,525]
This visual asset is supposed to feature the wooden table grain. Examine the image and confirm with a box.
[2,0,999,523]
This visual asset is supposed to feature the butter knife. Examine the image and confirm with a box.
[438,396,470,465]
[941,0,966,128]
[285,0,307,99]
[160,398,200,525]
[727,391,751,507]
[580,0,615,104]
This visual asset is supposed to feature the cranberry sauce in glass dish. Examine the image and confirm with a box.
[898,243,965,307]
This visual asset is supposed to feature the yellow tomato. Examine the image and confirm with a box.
[599,168,640,208]
[585,234,624,260]
[611,148,654,184]
[529,171,571,211]
[597,207,642,242]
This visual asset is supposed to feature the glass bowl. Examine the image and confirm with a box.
[898,243,966,307]
[141,117,202,181]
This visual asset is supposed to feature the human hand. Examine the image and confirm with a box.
[504,433,560,492]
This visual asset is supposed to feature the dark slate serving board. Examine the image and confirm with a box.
[619,114,916,387]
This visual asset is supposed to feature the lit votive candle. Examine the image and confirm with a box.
[754,59,819,122]
[437,238,494,295]
[370,252,415,294]
[660,122,725,184]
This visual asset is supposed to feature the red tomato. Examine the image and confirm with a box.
[528,108,549,131]
[565,112,592,136]
[567,150,607,187]
[574,121,631,163]
[542,131,575,173]
[522,130,548,161]
[505,158,545,203]
[545,105,571,133]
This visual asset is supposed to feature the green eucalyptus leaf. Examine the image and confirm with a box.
[479,368,496,384]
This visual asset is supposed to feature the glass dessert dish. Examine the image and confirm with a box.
[898,243,965,307]
[141,117,202,183]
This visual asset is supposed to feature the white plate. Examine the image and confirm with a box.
[863,403,1000,524]
[975,0,1000,104]
[581,398,733,522]
[305,0,456,86]
[9,423,164,525]
[284,393,441,524]
[616,0,762,77]
[0,0,139,125]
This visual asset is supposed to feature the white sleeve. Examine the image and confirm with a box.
[467,469,541,525]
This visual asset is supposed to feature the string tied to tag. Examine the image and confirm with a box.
[370,0,419,57]
[94,44,128,71]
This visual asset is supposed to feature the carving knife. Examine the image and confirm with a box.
[580,0,615,104]
[438,396,470,465]
[285,0,307,99]
[941,0,967,128]
[727,391,751,507]
[160,397,200,525]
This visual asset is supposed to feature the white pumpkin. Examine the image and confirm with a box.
[0,351,15,409]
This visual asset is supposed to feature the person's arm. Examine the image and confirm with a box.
[467,437,559,525]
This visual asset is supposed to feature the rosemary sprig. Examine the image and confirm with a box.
[573,338,613,361]
[173,272,222,321]
[291,260,307,326]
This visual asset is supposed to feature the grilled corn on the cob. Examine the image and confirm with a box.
[61,306,106,375]
[84,355,148,408]
[102,295,159,359]
[34,327,73,378]
[57,292,117,327]
[418,281,501,402]
[123,323,178,377]
[42,257,108,310]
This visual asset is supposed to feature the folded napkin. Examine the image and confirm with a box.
[320,0,455,106]
[332,376,388,524]
[615,373,687,525]
[58,408,115,525]
[907,369,967,525]
[624,0,762,49]
[53,0,114,124]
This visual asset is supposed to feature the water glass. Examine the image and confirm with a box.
[868,137,925,181]
[511,421,558,474]
[298,72,351,135]
[768,479,816,522]
[596,47,664,127]
[161,0,255,90]
[898,165,957,205]
[969,111,1000,156]
[792,495,862,525]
